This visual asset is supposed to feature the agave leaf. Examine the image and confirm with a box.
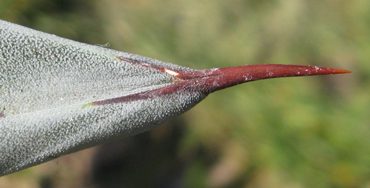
[0,19,350,176]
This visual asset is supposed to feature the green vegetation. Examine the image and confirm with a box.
[0,0,367,187]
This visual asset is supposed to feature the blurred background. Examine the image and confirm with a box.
[0,0,367,187]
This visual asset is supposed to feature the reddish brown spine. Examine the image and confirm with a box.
[93,64,350,106]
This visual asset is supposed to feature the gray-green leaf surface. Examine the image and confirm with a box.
[0,19,205,176]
